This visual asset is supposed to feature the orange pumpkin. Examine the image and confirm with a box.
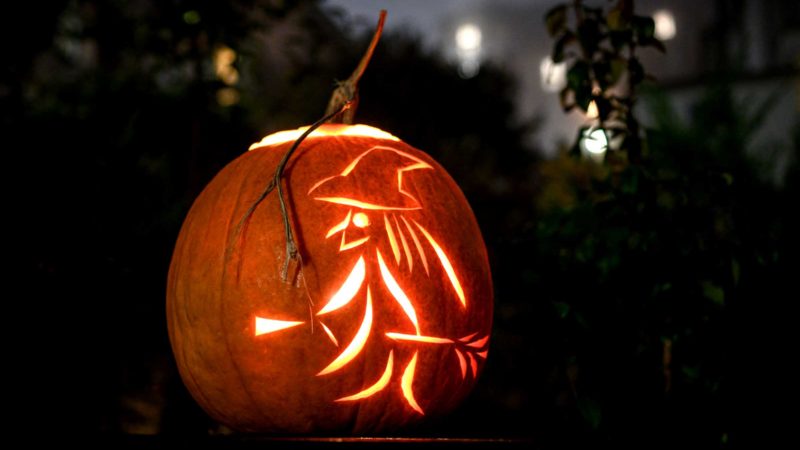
[167,124,493,433]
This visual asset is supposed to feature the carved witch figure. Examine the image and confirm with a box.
[254,143,488,415]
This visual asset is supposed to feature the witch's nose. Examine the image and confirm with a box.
[327,210,372,251]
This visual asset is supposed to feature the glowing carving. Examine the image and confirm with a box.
[326,211,352,238]
[401,216,429,275]
[339,234,369,251]
[255,317,305,336]
[353,212,370,228]
[384,214,402,265]
[249,124,400,150]
[317,256,365,315]
[377,249,420,334]
[467,352,478,377]
[336,351,394,402]
[394,216,413,271]
[317,288,373,376]
[309,145,433,210]
[458,332,479,342]
[320,321,339,347]
[466,335,489,348]
[253,142,488,416]
[314,197,422,211]
[455,349,467,379]
[413,220,466,308]
[401,352,424,415]
[386,332,453,344]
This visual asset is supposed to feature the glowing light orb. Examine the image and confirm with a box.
[653,10,676,41]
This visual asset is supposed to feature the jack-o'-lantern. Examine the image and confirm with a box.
[167,124,493,433]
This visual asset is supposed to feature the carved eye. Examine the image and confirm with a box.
[352,212,370,228]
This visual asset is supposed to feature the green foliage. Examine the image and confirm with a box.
[529,79,793,444]
[537,2,795,444]
[545,0,665,163]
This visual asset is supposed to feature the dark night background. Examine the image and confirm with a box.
[6,0,799,447]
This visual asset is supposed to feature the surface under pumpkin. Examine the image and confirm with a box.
[167,124,493,433]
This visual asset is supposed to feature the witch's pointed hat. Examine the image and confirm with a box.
[309,146,433,210]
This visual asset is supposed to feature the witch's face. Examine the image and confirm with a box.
[324,209,373,251]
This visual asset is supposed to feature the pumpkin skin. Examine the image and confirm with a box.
[167,124,493,434]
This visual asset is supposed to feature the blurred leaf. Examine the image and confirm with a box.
[567,61,590,90]
[545,5,568,37]
[552,31,575,63]
[606,8,627,31]
[609,57,626,84]
[553,301,570,319]
[731,259,740,286]
[574,84,593,111]
[702,281,725,306]
[577,19,602,55]
[609,29,632,50]
[582,6,604,20]
[560,87,575,112]
[645,36,667,52]
[682,365,700,380]
[578,397,602,429]
[567,61,592,110]
[620,167,639,194]
[614,0,634,20]
[628,57,644,85]
[632,15,655,42]
[592,61,610,89]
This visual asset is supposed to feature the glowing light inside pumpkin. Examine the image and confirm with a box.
[254,317,304,336]
[315,197,422,211]
[311,145,432,211]
[352,212,370,228]
[466,335,489,348]
[455,349,468,379]
[384,214,402,265]
[326,211,352,238]
[394,216,414,272]
[340,234,369,251]
[317,288,373,376]
[459,332,479,342]
[252,139,488,415]
[317,256,365,316]
[401,216,429,275]
[336,351,394,402]
[467,352,478,377]
[377,249,420,334]
[320,321,339,347]
[413,220,466,308]
[249,124,400,150]
[401,352,424,415]
[386,332,453,344]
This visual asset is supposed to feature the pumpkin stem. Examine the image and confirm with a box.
[325,9,387,124]
[233,10,387,283]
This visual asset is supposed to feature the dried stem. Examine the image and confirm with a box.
[233,10,387,283]
[325,9,386,124]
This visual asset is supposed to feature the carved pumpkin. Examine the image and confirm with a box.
[167,124,493,433]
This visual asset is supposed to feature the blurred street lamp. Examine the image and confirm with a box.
[455,23,482,78]
[579,127,608,163]
[653,10,676,41]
